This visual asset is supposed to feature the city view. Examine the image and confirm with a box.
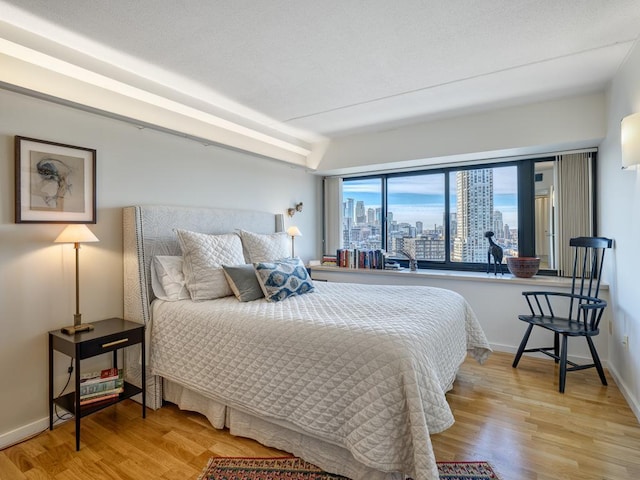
[342,167,519,264]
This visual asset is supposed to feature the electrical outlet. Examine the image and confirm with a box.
[622,335,629,350]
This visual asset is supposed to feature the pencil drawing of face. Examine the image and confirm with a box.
[35,157,73,207]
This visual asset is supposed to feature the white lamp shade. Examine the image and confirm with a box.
[621,112,640,168]
[287,226,302,237]
[54,224,99,243]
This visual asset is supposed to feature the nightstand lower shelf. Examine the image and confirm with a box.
[53,381,143,417]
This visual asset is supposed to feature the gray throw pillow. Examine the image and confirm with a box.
[222,264,265,302]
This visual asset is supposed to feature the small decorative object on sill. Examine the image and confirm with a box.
[384,261,402,270]
[506,256,540,278]
[401,238,418,271]
[484,231,505,275]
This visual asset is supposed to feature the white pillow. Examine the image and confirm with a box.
[176,229,245,301]
[238,230,290,263]
[150,256,190,302]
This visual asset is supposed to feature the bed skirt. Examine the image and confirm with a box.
[163,379,404,480]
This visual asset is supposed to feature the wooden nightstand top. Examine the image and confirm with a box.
[49,317,144,359]
[49,317,143,343]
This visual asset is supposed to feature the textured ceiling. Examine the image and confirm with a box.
[2,0,640,143]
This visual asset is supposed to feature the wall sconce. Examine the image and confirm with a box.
[286,226,302,257]
[621,112,640,168]
[287,202,303,217]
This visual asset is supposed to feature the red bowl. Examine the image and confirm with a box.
[506,257,540,278]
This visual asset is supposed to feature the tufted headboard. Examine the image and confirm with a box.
[122,205,284,408]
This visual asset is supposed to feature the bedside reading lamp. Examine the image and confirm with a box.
[286,226,302,258]
[55,224,99,335]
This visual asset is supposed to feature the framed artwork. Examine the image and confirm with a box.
[15,136,96,223]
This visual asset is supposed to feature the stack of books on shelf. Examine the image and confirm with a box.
[336,248,387,269]
[79,367,124,406]
[321,255,337,266]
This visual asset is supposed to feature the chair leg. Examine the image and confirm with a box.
[586,336,608,386]
[559,335,568,393]
[553,332,560,364]
[513,324,534,368]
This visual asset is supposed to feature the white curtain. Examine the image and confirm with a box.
[556,153,593,277]
[323,177,343,255]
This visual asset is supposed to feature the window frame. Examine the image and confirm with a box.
[339,155,585,275]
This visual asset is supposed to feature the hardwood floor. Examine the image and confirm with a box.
[1,352,639,479]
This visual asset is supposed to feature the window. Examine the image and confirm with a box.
[387,173,445,261]
[338,154,595,274]
[342,177,382,251]
[534,161,555,270]
[449,166,518,264]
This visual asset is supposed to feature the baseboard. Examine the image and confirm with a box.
[0,416,50,450]
[606,362,640,423]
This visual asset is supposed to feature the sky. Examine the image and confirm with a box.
[343,166,518,228]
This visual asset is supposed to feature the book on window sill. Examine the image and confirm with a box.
[79,391,122,406]
[80,386,124,402]
[336,248,387,269]
[80,367,122,386]
[321,255,337,266]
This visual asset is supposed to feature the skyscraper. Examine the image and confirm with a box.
[367,207,376,225]
[355,201,366,224]
[452,169,494,262]
[493,210,504,239]
[344,198,355,221]
[375,207,382,225]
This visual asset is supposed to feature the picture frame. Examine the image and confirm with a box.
[15,136,96,223]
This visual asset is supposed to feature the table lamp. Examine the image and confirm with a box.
[286,226,302,258]
[55,224,99,335]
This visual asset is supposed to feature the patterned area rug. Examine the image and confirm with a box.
[197,456,499,480]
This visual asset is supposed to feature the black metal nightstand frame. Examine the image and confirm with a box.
[48,317,146,450]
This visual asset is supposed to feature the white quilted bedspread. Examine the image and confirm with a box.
[150,282,491,480]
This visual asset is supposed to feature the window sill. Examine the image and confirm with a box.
[310,265,609,290]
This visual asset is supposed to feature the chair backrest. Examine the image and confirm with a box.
[568,236,613,306]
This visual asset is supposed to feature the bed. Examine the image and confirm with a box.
[122,205,491,480]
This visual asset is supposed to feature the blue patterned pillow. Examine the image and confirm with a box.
[254,257,315,302]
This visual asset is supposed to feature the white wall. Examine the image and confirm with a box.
[598,40,640,420]
[314,93,606,175]
[0,89,322,446]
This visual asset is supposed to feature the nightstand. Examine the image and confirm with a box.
[48,317,146,450]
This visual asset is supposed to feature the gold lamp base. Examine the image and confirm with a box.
[61,323,95,335]
[61,314,94,335]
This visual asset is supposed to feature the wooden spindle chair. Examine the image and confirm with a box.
[512,237,613,393]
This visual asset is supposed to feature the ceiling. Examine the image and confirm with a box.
[1,1,640,166]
